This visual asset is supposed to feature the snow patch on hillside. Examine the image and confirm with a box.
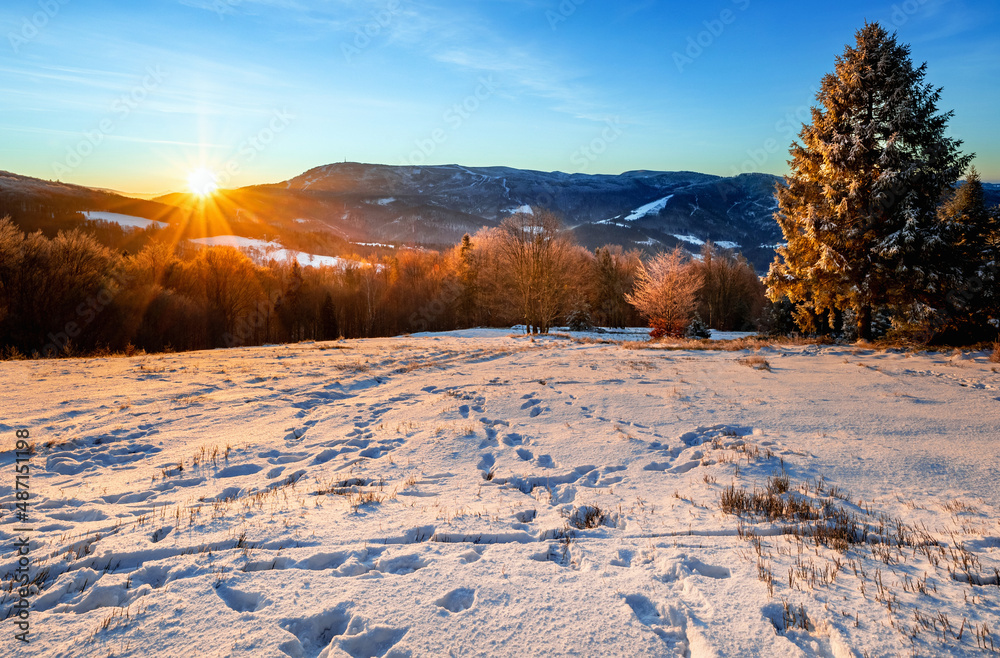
[83,211,166,230]
[189,235,367,269]
[624,195,673,221]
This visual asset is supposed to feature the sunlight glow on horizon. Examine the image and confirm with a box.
[187,168,219,197]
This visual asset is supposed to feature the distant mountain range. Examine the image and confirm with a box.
[155,163,787,270]
[4,165,997,273]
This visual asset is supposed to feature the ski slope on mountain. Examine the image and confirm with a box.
[1,331,998,657]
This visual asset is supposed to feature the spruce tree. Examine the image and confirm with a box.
[932,168,1000,338]
[766,22,972,339]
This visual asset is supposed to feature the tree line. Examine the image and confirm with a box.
[0,212,765,357]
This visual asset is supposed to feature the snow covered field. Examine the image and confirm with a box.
[1,333,999,657]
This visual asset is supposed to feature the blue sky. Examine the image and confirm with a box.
[2,0,997,193]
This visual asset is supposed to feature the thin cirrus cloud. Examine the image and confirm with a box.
[177,0,615,123]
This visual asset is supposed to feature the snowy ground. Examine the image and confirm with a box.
[1,334,999,657]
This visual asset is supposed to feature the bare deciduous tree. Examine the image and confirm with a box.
[590,245,642,328]
[694,242,765,331]
[494,209,575,333]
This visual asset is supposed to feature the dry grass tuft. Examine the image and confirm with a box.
[566,505,609,529]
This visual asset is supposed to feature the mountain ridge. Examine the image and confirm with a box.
[6,164,995,273]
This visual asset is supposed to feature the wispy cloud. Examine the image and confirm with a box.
[431,46,610,122]
[380,3,621,122]
[178,0,310,17]
[0,124,227,148]
[171,0,621,123]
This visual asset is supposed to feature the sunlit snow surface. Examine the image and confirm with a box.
[2,333,999,657]
[625,195,673,221]
[189,236,365,269]
[83,212,167,230]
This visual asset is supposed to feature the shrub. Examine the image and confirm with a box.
[686,312,711,339]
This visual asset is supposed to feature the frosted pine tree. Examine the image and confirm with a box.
[932,168,1000,338]
[766,22,971,340]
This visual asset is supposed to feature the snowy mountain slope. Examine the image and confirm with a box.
[624,195,674,221]
[5,167,994,274]
[0,166,785,269]
[83,212,167,230]
[0,171,183,228]
[259,164,786,269]
[188,236,367,269]
[1,333,998,656]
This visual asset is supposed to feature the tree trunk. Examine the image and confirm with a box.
[857,304,872,341]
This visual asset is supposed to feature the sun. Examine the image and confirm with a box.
[187,168,218,197]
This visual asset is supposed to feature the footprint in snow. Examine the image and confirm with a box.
[501,432,523,446]
[610,549,633,568]
[479,427,499,448]
[624,594,690,651]
[337,626,409,658]
[477,454,495,476]
[215,583,265,613]
[658,556,731,582]
[279,607,352,658]
[535,454,555,468]
[514,509,536,523]
[215,463,262,478]
[434,588,476,613]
